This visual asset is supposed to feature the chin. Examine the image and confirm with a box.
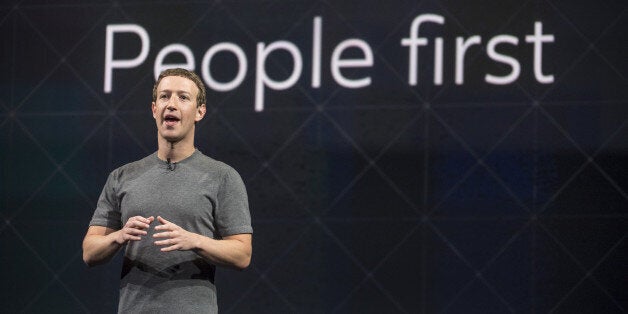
[159,132,183,143]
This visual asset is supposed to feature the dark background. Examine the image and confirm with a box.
[1,1,627,313]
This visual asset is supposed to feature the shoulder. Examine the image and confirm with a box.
[109,153,157,182]
[190,151,246,191]
[192,150,241,177]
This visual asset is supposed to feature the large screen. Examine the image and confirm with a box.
[1,1,626,313]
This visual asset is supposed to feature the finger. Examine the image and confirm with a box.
[154,224,169,231]
[133,216,152,224]
[160,244,179,252]
[126,228,148,235]
[154,239,168,246]
[152,231,170,238]
[127,217,152,229]
[124,234,142,241]
[154,238,175,246]
[157,216,170,225]
[127,220,150,230]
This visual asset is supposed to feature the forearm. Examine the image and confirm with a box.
[191,234,252,270]
[82,232,122,266]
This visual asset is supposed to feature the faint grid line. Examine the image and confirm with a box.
[538,44,599,102]
[539,2,628,100]
[247,111,318,181]
[225,238,311,312]
[456,219,534,310]
[9,115,109,220]
[175,1,220,40]
[480,219,533,270]
[539,224,627,313]
[588,117,628,199]
[416,219,535,313]
[0,9,11,27]
[319,109,421,213]
[111,115,152,155]
[427,221,514,313]
[15,7,112,111]
[11,60,64,113]
[590,163,628,200]
[532,102,540,311]
[229,267,300,314]
[10,4,16,109]
[22,250,88,313]
[266,1,319,39]
[537,105,628,204]
[314,218,409,314]
[15,111,108,117]
[0,116,9,129]
[426,105,536,217]
[590,44,628,83]
[111,72,153,112]
[422,103,430,314]
[320,107,428,214]
[7,225,90,312]
[536,159,589,215]
[0,98,8,111]
[225,224,317,313]
[330,221,423,313]
[215,113,264,161]
[19,3,110,9]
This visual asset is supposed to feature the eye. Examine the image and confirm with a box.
[159,94,168,100]
[180,95,189,101]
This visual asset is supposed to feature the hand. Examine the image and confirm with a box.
[115,215,154,245]
[153,216,199,252]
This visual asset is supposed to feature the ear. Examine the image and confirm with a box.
[195,104,206,122]
[151,102,157,119]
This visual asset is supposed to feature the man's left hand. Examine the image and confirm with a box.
[153,216,199,252]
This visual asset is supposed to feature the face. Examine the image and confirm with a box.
[152,76,206,143]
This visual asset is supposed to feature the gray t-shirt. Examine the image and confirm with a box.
[89,150,252,313]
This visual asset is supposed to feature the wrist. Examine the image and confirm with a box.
[110,230,124,246]
[192,232,203,250]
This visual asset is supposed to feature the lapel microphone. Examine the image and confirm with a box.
[166,158,175,171]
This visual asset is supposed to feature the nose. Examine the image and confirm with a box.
[166,96,178,110]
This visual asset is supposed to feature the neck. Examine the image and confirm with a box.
[157,137,196,163]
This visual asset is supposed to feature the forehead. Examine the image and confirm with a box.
[157,75,198,95]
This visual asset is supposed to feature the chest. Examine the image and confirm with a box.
[118,169,219,235]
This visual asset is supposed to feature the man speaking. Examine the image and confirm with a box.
[82,68,253,313]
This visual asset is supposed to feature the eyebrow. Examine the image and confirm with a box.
[159,89,192,95]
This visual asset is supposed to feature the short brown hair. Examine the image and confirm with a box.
[152,68,206,107]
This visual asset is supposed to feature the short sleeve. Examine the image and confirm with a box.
[89,170,123,230]
[215,166,252,237]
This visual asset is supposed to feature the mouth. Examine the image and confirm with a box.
[163,114,180,127]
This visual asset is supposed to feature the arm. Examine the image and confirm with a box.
[153,216,252,270]
[82,216,154,267]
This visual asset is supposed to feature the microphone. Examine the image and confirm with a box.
[166,158,175,171]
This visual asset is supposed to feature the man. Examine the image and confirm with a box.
[82,68,252,313]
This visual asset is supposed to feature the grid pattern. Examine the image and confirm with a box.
[1,0,626,313]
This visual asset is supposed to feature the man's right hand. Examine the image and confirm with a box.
[83,215,154,266]
[115,216,155,245]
